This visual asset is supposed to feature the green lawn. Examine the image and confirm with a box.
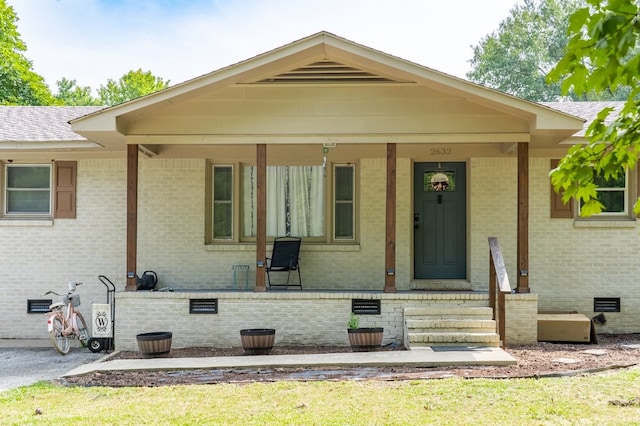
[2,368,640,425]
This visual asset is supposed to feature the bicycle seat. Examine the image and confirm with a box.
[49,302,65,310]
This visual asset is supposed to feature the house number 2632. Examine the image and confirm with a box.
[430,148,452,155]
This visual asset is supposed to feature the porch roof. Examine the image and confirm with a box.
[69,31,584,151]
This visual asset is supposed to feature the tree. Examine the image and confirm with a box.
[54,78,100,106]
[0,0,53,105]
[548,0,640,216]
[468,0,583,101]
[98,69,170,106]
[468,0,629,102]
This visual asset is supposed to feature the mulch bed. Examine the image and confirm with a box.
[61,335,640,387]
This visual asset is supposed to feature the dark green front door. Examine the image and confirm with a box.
[414,162,466,279]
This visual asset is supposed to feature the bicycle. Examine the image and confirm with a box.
[43,282,89,354]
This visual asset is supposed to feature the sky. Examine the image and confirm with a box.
[8,0,521,94]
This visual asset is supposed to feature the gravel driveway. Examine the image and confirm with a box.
[0,340,105,391]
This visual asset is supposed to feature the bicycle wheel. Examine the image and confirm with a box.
[75,312,89,348]
[49,316,70,355]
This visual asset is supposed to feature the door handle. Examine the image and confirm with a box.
[438,194,442,204]
[414,213,419,229]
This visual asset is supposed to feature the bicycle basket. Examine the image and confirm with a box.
[64,294,81,307]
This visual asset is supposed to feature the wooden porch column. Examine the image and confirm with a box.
[516,142,530,293]
[255,144,267,292]
[384,143,397,293]
[125,144,138,291]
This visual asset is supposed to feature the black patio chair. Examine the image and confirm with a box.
[266,237,302,289]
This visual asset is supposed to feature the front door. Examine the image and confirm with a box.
[414,162,466,279]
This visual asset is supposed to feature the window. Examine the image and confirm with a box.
[208,163,356,242]
[579,170,628,216]
[334,164,355,239]
[2,162,77,219]
[5,164,51,215]
[212,165,233,239]
[243,165,325,238]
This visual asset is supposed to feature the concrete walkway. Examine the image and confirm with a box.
[0,339,517,383]
[65,346,516,378]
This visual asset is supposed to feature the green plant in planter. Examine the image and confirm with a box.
[348,312,360,329]
[347,312,383,352]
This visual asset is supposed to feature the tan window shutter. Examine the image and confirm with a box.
[550,159,573,218]
[54,161,76,218]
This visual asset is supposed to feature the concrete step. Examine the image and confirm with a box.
[408,332,501,347]
[406,319,497,333]
[404,306,493,319]
[403,305,500,348]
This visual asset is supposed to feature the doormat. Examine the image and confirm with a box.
[430,346,493,352]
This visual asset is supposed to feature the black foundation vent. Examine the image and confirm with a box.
[190,299,218,314]
[28,299,52,313]
[352,299,381,315]
[594,297,620,313]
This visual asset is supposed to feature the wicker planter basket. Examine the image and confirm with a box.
[136,331,172,357]
[240,328,276,355]
[347,327,383,352]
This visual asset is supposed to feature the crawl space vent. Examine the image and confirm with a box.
[27,299,52,314]
[351,299,381,315]
[189,299,218,314]
[593,297,620,313]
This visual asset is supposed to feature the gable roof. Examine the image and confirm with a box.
[70,31,584,150]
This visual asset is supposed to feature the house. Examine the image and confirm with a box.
[1,32,637,351]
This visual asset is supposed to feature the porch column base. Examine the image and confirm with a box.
[254,285,267,292]
[515,287,531,294]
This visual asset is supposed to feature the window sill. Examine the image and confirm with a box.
[574,218,637,229]
[205,243,361,252]
[0,218,54,227]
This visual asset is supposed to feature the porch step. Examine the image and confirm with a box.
[406,319,497,333]
[404,305,500,348]
[404,306,493,319]
[409,332,500,346]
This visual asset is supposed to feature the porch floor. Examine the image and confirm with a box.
[65,346,516,377]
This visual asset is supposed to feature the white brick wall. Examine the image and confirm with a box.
[116,291,534,351]
[3,154,640,341]
[505,293,538,345]
[469,158,518,290]
[0,159,126,339]
[528,157,640,334]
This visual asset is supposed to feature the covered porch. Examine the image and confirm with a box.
[70,32,582,350]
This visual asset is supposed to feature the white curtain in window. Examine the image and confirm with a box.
[243,165,324,237]
[289,166,324,237]
[266,167,287,236]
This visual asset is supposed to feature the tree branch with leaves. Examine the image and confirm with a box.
[0,0,53,105]
[548,0,640,216]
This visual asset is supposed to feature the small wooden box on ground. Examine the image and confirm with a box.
[537,311,592,343]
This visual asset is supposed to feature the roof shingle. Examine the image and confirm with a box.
[0,106,104,142]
